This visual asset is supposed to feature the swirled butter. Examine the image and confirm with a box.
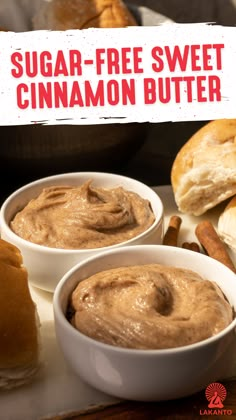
[11,181,155,249]
[69,264,233,349]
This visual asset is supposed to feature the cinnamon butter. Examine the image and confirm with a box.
[11,181,155,249]
[70,264,233,349]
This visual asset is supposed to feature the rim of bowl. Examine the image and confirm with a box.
[0,172,163,255]
[53,244,236,356]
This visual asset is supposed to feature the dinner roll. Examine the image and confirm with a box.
[171,119,236,216]
[33,0,137,30]
[218,196,236,252]
[0,239,40,390]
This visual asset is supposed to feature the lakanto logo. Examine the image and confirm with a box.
[200,382,233,416]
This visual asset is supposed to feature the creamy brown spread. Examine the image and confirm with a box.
[11,181,155,249]
[70,264,233,349]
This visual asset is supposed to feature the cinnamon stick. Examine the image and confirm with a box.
[195,220,236,273]
[182,242,201,253]
[163,215,182,247]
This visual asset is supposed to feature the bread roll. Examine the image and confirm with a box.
[171,119,236,216]
[0,239,40,390]
[33,0,137,30]
[218,196,236,252]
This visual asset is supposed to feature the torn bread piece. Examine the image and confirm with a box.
[218,196,236,253]
[0,239,40,390]
[171,119,236,216]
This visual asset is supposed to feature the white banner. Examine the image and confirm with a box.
[0,23,235,125]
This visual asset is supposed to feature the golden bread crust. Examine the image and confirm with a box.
[0,239,39,369]
[171,119,236,192]
[171,119,236,215]
[48,0,137,30]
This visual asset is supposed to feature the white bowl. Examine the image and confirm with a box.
[0,172,163,292]
[53,245,236,401]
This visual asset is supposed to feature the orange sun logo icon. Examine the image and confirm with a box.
[205,382,227,409]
